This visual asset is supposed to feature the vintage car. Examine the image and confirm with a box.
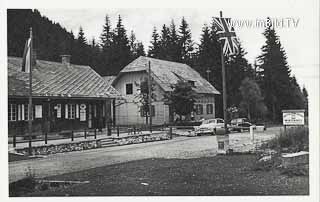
[229,118,263,132]
[194,118,226,136]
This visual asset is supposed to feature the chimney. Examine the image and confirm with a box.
[61,55,71,67]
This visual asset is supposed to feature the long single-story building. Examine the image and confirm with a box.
[111,56,220,125]
[8,55,121,137]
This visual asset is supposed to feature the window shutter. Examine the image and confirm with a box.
[18,104,21,121]
[21,104,25,120]
[65,104,68,119]
[76,104,79,118]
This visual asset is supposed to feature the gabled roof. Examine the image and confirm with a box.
[102,75,116,86]
[115,56,220,95]
[8,57,121,99]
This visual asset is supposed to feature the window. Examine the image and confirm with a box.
[217,119,224,124]
[23,104,33,121]
[35,105,42,118]
[67,104,76,119]
[126,83,133,95]
[195,104,203,115]
[206,104,213,114]
[188,80,195,87]
[8,104,16,121]
[140,105,155,117]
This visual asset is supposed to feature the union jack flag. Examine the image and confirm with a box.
[212,17,239,56]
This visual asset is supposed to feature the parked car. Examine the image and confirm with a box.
[194,118,226,136]
[229,118,254,132]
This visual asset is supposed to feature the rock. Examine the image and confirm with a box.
[259,155,272,162]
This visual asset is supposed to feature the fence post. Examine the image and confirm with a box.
[134,126,136,135]
[169,126,173,139]
[94,128,97,139]
[84,128,87,139]
[71,130,74,141]
[13,132,16,148]
[45,132,48,144]
[117,126,120,137]
[107,124,111,136]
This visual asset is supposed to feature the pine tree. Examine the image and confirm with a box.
[225,42,254,107]
[159,24,171,60]
[100,14,113,51]
[148,27,161,58]
[258,18,295,122]
[178,17,194,65]
[195,23,223,117]
[168,20,180,61]
[302,86,308,116]
[108,15,131,75]
[72,26,90,65]
[135,42,146,57]
[239,77,267,121]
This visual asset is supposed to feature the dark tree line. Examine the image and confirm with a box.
[7,9,145,76]
[7,10,308,123]
[256,19,308,122]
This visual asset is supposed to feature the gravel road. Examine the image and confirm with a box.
[9,127,280,183]
[9,136,218,183]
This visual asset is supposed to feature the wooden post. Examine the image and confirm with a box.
[13,132,16,148]
[117,126,120,137]
[45,132,48,144]
[220,11,228,133]
[28,27,33,155]
[112,99,116,127]
[107,123,111,136]
[134,126,136,135]
[169,126,173,139]
[71,130,74,141]
[148,61,153,133]
[94,128,97,139]
[84,128,87,139]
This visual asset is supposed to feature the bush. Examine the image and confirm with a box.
[261,126,308,152]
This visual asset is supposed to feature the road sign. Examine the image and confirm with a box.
[282,109,305,126]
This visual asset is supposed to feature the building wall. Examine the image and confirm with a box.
[113,71,217,125]
[193,95,216,121]
[115,101,169,126]
[113,71,168,126]
[8,97,111,137]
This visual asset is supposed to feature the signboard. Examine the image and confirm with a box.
[282,110,305,126]
[80,104,86,121]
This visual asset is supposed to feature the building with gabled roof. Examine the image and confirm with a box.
[8,55,121,138]
[111,56,220,125]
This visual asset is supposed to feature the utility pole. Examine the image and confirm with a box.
[148,61,152,132]
[28,27,33,155]
[220,11,228,132]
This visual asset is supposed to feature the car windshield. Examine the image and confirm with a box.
[202,119,215,124]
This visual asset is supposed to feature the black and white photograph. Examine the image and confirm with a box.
[0,0,319,201]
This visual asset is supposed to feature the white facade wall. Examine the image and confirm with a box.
[112,71,217,125]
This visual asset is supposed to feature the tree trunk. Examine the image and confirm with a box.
[247,105,251,121]
[272,102,276,122]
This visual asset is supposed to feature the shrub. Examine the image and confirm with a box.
[261,126,308,152]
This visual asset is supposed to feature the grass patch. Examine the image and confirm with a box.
[20,155,308,196]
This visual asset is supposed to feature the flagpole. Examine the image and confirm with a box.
[220,11,228,133]
[28,27,33,155]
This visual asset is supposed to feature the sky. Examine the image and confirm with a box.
[38,2,319,92]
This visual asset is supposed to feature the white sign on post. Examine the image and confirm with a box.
[282,110,305,126]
